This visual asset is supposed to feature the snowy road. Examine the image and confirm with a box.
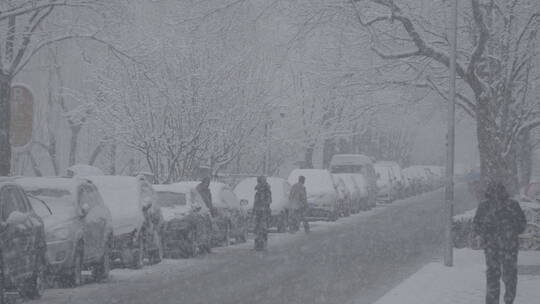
[29,186,476,304]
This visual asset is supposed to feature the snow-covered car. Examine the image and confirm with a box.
[234,177,291,232]
[85,176,163,269]
[350,174,372,210]
[453,202,540,250]
[65,164,105,177]
[333,173,363,214]
[153,184,212,258]
[0,178,46,300]
[288,169,339,221]
[374,163,397,203]
[17,177,113,287]
[331,175,351,217]
[177,182,248,246]
[403,166,430,195]
[329,154,378,208]
[376,161,405,199]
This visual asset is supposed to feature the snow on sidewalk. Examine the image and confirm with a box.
[372,249,540,304]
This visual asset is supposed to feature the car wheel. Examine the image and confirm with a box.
[62,243,83,288]
[92,237,111,282]
[131,235,144,270]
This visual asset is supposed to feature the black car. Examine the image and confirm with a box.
[0,178,47,302]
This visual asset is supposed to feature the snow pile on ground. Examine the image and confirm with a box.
[372,249,540,304]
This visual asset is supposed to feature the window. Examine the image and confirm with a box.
[1,188,21,221]
[156,192,186,208]
[13,188,29,213]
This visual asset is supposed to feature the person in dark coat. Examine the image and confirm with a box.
[196,177,216,217]
[473,181,527,304]
[288,175,309,233]
[253,176,272,251]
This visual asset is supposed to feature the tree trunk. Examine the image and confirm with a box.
[516,132,533,188]
[0,74,12,176]
[68,124,81,167]
[108,143,117,175]
[476,105,519,193]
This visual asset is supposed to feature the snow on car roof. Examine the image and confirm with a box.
[176,181,233,208]
[153,183,193,194]
[288,169,336,195]
[16,177,79,194]
[66,164,105,177]
[234,177,290,210]
[330,154,373,165]
[84,175,144,235]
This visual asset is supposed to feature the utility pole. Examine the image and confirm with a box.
[445,0,458,267]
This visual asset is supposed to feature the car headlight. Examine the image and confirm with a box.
[47,227,71,241]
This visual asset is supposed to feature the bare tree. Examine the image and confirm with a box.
[342,0,540,190]
[0,0,119,175]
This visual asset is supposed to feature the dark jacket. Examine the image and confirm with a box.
[253,182,272,211]
[289,182,307,210]
[196,183,213,211]
[473,198,527,250]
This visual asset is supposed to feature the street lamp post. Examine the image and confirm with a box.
[445,0,458,267]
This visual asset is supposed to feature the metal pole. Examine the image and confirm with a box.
[263,121,269,175]
[445,0,458,267]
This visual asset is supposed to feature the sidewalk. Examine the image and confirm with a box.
[373,249,540,304]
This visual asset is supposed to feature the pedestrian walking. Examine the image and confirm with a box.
[196,176,216,217]
[288,175,309,233]
[253,176,272,251]
[473,181,527,304]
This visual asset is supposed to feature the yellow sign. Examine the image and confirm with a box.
[10,85,33,147]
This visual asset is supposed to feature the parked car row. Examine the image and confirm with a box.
[0,173,254,302]
[374,163,445,203]
[0,158,444,301]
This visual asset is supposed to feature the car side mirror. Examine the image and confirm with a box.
[6,211,27,226]
[240,199,248,206]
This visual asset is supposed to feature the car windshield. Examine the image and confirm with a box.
[331,165,363,174]
[156,191,187,208]
[26,188,74,217]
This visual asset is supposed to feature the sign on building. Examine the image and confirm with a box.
[10,84,34,147]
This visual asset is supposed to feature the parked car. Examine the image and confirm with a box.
[287,169,339,221]
[331,175,351,217]
[17,177,113,287]
[376,161,405,199]
[330,154,378,208]
[85,176,163,269]
[333,173,363,214]
[0,178,46,301]
[234,177,291,232]
[374,163,397,203]
[350,174,372,210]
[177,182,249,246]
[65,164,104,177]
[153,184,212,258]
